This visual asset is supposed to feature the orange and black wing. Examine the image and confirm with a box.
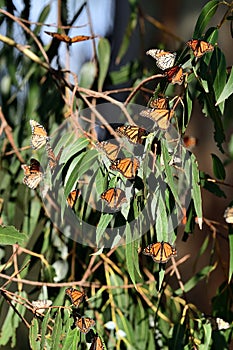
[140,108,174,130]
[30,119,49,150]
[186,39,214,58]
[165,65,184,85]
[116,125,148,144]
[143,241,177,263]
[45,31,97,44]
[90,334,104,350]
[75,316,96,333]
[110,157,139,179]
[96,141,120,161]
[101,188,127,210]
[65,287,85,307]
[21,158,43,189]
[149,97,169,109]
[67,190,81,208]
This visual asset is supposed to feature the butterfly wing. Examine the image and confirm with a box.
[143,242,177,263]
[116,125,148,144]
[149,97,169,109]
[71,35,98,42]
[110,158,139,179]
[146,49,176,70]
[65,287,85,307]
[101,188,127,210]
[75,317,96,333]
[186,39,214,58]
[67,190,81,208]
[21,158,43,189]
[45,31,71,43]
[96,141,120,161]
[165,66,184,85]
[90,335,104,350]
[30,120,49,150]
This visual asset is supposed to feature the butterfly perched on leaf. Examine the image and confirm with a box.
[21,158,43,189]
[146,49,176,70]
[96,140,121,161]
[110,157,139,179]
[186,39,214,58]
[143,241,177,263]
[45,31,98,44]
[165,65,184,85]
[45,143,63,172]
[90,334,104,350]
[101,188,127,210]
[32,299,52,316]
[140,108,174,130]
[75,316,96,333]
[65,287,85,308]
[66,190,81,208]
[116,125,149,144]
[30,120,49,150]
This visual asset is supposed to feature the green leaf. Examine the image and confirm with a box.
[97,38,111,91]
[63,329,79,350]
[190,153,203,223]
[51,309,62,350]
[109,61,140,85]
[211,153,226,180]
[216,66,233,105]
[60,137,89,163]
[193,0,219,38]
[0,225,27,245]
[41,310,51,350]
[29,318,40,350]
[96,213,113,246]
[79,61,97,89]
[126,224,141,286]
[212,47,227,113]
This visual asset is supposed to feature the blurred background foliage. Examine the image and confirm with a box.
[0,0,233,349]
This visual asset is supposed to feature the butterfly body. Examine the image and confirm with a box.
[21,158,43,189]
[45,31,97,44]
[101,188,127,210]
[116,125,149,144]
[110,157,139,179]
[186,39,214,58]
[30,120,49,150]
[146,49,176,70]
[75,316,95,333]
[65,287,85,308]
[143,241,177,263]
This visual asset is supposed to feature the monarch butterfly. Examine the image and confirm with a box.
[45,31,97,44]
[46,143,63,172]
[96,140,120,161]
[101,188,127,210]
[140,108,174,130]
[149,97,169,110]
[206,316,231,331]
[165,65,184,85]
[110,157,139,179]
[186,39,214,58]
[29,119,49,150]
[67,190,81,208]
[224,207,233,224]
[90,334,104,350]
[143,241,177,263]
[146,49,176,70]
[116,125,149,144]
[21,158,43,189]
[65,287,85,308]
[32,299,52,315]
[75,316,96,333]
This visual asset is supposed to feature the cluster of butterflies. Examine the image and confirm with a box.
[146,39,214,84]
[65,287,104,349]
